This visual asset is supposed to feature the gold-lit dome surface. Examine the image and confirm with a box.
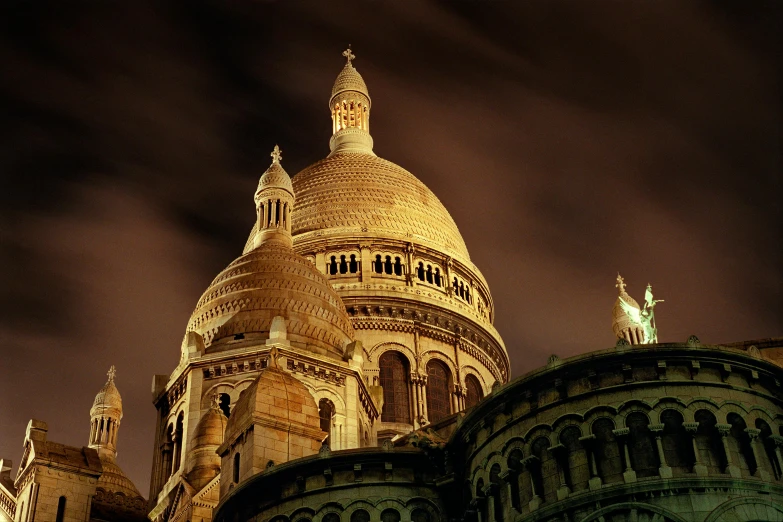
[331,64,369,100]
[91,380,122,413]
[187,243,354,356]
[291,152,471,261]
[97,457,142,497]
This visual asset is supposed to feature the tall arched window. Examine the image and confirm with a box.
[464,375,483,409]
[592,418,623,484]
[56,496,66,522]
[531,437,554,502]
[319,398,334,447]
[489,464,504,522]
[219,393,231,418]
[660,409,692,475]
[173,412,184,472]
[426,360,452,423]
[560,426,587,491]
[756,419,780,479]
[728,412,757,476]
[626,412,658,478]
[379,351,411,424]
[695,410,724,474]
[351,510,371,522]
[233,452,241,483]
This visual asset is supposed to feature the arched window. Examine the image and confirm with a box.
[560,426,587,491]
[349,254,358,273]
[417,262,425,281]
[490,464,504,522]
[506,449,523,510]
[426,265,434,284]
[464,375,483,409]
[426,360,452,423]
[694,410,724,474]
[351,510,371,522]
[660,410,692,474]
[323,513,341,522]
[475,478,488,522]
[393,256,403,276]
[434,268,442,287]
[756,419,780,479]
[453,277,458,295]
[374,255,383,274]
[339,255,348,274]
[56,496,66,522]
[173,413,184,472]
[626,412,658,478]
[592,418,622,484]
[379,351,411,423]
[381,510,400,522]
[411,509,430,522]
[531,437,553,502]
[384,255,393,274]
[728,412,757,476]
[219,393,231,418]
[319,398,334,447]
[233,452,240,483]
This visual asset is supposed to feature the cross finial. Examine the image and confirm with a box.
[270,144,282,164]
[615,273,626,294]
[342,46,355,66]
[107,365,117,383]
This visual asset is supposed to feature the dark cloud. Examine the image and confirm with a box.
[0,0,779,496]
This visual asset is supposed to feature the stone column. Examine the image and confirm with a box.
[359,244,372,282]
[420,374,429,424]
[613,428,637,483]
[444,257,454,296]
[684,422,707,476]
[170,432,180,476]
[648,423,672,478]
[770,435,783,479]
[716,423,741,478]
[404,243,415,286]
[549,444,570,500]
[482,484,496,522]
[579,434,602,490]
[745,428,771,480]
[520,456,542,511]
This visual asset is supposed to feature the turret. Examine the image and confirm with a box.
[88,366,123,460]
[253,145,295,249]
[329,47,375,155]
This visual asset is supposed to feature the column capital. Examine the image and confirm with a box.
[612,427,630,438]
[520,455,540,469]
[744,427,761,441]
[683,422,699,434]
[648,423,665,433]
[716,423,732,436]
[770,435,783,447]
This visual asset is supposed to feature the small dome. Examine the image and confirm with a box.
[187,401,227,490]
[97,457,142,498]
[186,243,354,357]
[612,292,641,337]
[255,145,293,199]
[91,378,122,415]
[331,63,369,101]
[224,364,322,446]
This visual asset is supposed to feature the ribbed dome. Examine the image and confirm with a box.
[97,456,142,498]
[186,243,354,356]
[291,152,471,261]
[255,147,293,199]
[91,380,122,413]
[331,64,369,100]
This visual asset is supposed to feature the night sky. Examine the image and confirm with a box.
[1,0,780,496]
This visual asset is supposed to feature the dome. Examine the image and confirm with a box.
[255,145,293,200]
[186,243,354,357]
[331,63,369,100]
[612,292,641,337]
[91,377,122,414]
[291,152,471,261]
[97,456,142,498]
[186,400,227,490]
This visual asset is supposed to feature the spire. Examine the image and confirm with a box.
[253,145,295,249]
[329,47,375,156]
[89,366,123,460]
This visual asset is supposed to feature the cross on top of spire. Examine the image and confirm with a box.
[615,273,626,294]
[107,365,116,383]
[342,46,355,66]
[271,145,282,164]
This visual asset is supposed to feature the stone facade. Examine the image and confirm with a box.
[2,49,781,522]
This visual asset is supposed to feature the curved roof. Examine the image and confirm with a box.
[186,243,354,356]
[291,152,471,261]
[331,64,369,101]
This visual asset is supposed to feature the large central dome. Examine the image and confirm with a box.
[291,151,471,261]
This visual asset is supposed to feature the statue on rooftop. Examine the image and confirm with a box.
[640,283,664,344]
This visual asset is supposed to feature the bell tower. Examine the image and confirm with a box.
[88,366,123,460]
[329,47,375,155]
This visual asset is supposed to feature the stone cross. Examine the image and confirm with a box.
[107,365,116,383]
[615,273,626,294]
[271,145,282,163]
[342,46,355,66]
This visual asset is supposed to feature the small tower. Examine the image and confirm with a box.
[88,366,123,459]
[329,47,375,155]
[253,145,295,249]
